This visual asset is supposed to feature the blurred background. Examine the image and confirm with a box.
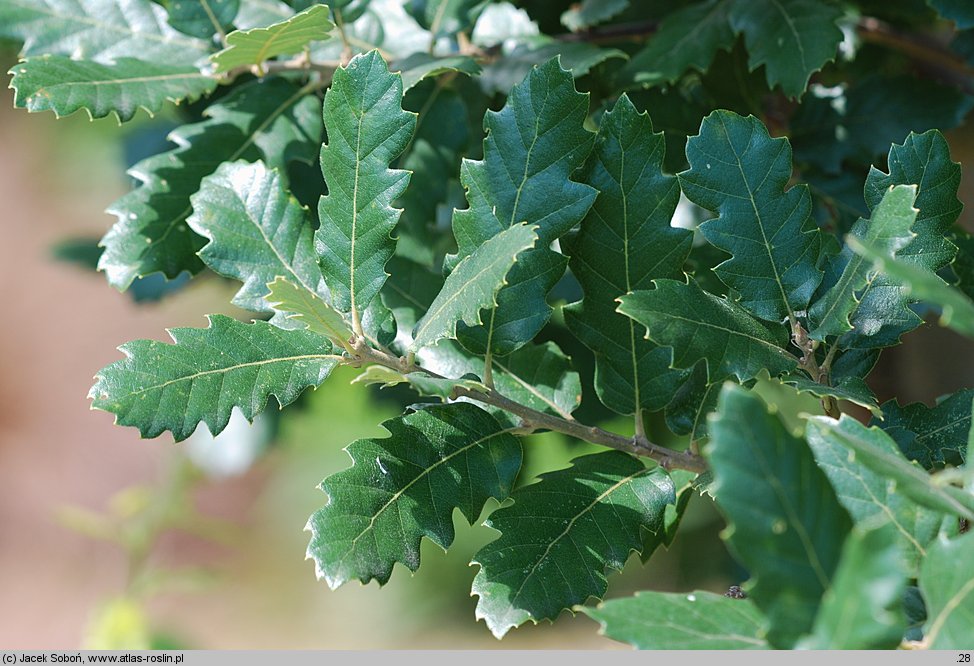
[3,5,974,649]
[0,51,737,648]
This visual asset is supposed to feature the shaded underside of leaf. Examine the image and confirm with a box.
[806,415,974,521]
[799,521,907,649]
[920,531,974,648]
[806,419,941,575]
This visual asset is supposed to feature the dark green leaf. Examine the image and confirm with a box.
[792,79,971,174]
[0,0,210,65]
[406,0,484,37]
[799,521,907,649]
[451,57,596,355]
[316,50,416,328]
[99,77,322,289]
[411,223,538,350]
[806,418,941,575]
[395,87,470,265]
[564,95,692,416]
[878,389,974,469]
[9,56,217,122]
[728,0,843,98]
[782,374,880,416]
[849,235,974,340]
[708,385,852,647]
[307,403,521,588]
[211,4,334,72]
[809,184,919,340]
[584,590,769,649]
[478,41,626,96]
[805,415,974,521]
[840,130,963,348]
[168,0,239,39]
[618,279,798,383]
[90,315,340,441]
[620,0,733,88]
[951,232,974,300]
[471,451,676,638]
[679,110,823,322]
[664,362,721,440]
[394,53,480,91]
[920,532,974,648]
[187,160,324,314]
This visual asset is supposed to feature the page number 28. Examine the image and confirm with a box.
[958,655,971,662]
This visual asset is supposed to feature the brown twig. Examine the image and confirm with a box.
[347,339,708,474]
[857,16,974,95]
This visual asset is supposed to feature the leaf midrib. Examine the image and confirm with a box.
[335,426,519,567]
[509,468,653,605]
[114,352,341,400]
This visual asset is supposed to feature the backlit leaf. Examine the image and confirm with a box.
[211,4,334,72]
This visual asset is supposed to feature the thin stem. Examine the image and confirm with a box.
[348,341,708,474]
